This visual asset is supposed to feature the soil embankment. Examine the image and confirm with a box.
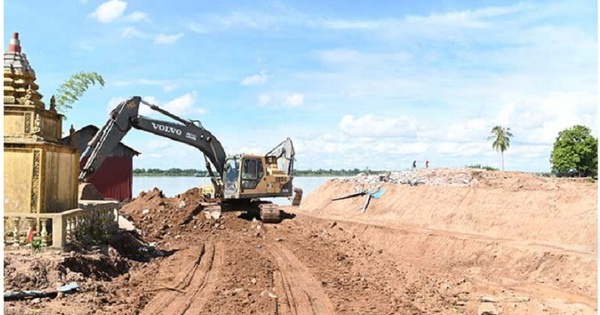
[297,168,598,313]
[300,169,597,248]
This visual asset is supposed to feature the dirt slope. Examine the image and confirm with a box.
[299,169,597,249]
[295,169,598,313]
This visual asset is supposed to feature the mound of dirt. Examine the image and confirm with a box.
[299,169,598,249]
[120,187,209,243]
[4,246,129,292]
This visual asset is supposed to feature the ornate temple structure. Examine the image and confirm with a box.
[4,32,79,214]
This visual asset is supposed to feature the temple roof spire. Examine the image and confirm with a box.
[4,32,44,108]
[8,33,21,53]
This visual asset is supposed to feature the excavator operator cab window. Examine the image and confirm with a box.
[241,158,263,190]
[242,159,257,179]
[224,159,240,195]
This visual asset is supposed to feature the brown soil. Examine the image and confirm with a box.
[4,170,598,315]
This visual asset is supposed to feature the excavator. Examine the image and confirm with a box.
[79,96,302,223]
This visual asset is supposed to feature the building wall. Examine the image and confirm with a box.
[43,148,79,212]
[3,110,25,138]
[4,108,62,142]
[81,156,133,201]
[4,144,78,214]
[4,148,33,213]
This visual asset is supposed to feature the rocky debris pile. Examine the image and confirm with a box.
[336,168,479,187]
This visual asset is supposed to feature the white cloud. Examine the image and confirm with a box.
[163,84,179,92]
[146,140,171,150]
[106,96,153,116]
[435,142,487,157]
[114,94,192,117]
[494,91,597,144]
[137,153,164,160]
[241,70,268,86]
[187,22,209,34]
[111,78,168,87]
[194,108,207,115]
[123,11,149,23]
[258,94,271,105]
[107,97,127,113]
[159,92,205,116]
[184,3,526,35]
[285,93,304,107]
[446,118,489,142]
[106,94,205,118]
[255,92,306,107]
[237,146,265,155]
[89,0,127,23]
[154,33,184,45]
[138,96,159,116]
[121,27,146,38]
[339,114,418,138]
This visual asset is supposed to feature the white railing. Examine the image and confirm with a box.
[4,200,119,249]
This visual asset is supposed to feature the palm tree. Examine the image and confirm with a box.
[487,126,513,171]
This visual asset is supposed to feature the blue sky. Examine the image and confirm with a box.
[4,0,598,172]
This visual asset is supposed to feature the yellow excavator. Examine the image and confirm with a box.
[79,96,302,222]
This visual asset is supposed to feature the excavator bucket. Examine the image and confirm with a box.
[202,202,222,219]
[290,187,303,206]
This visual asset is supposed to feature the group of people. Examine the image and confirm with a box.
[412,160,429,170]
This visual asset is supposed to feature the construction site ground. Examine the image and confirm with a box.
[4,169,598,315]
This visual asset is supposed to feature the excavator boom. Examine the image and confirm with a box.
[79,97,227,191]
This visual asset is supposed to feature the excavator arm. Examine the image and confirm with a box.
[265,137,295,176]
[79,97,227,192]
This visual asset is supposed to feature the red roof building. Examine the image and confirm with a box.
[61,125,140,201]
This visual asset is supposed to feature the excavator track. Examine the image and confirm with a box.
[259,203,281,223]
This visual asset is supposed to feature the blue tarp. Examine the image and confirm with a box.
[370,189,386,199]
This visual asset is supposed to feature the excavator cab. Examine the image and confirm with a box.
[222,153,293,200]
[219,151,297,222]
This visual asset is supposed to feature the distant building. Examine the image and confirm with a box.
[61,125,140,201]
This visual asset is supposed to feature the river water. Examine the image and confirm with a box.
[132,176,337,205]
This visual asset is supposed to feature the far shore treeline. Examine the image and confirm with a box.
[133,168,376,177]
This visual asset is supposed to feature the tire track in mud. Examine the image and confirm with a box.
[141,242,224,315]
[267,242,335,315]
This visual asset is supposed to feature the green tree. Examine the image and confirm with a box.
[487,125,513,171]
[54,71,105,114]
[550,125,598,177]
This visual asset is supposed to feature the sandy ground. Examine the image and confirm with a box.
[4,170,598,315]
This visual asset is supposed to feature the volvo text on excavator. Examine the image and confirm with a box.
[79,96,302,223]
